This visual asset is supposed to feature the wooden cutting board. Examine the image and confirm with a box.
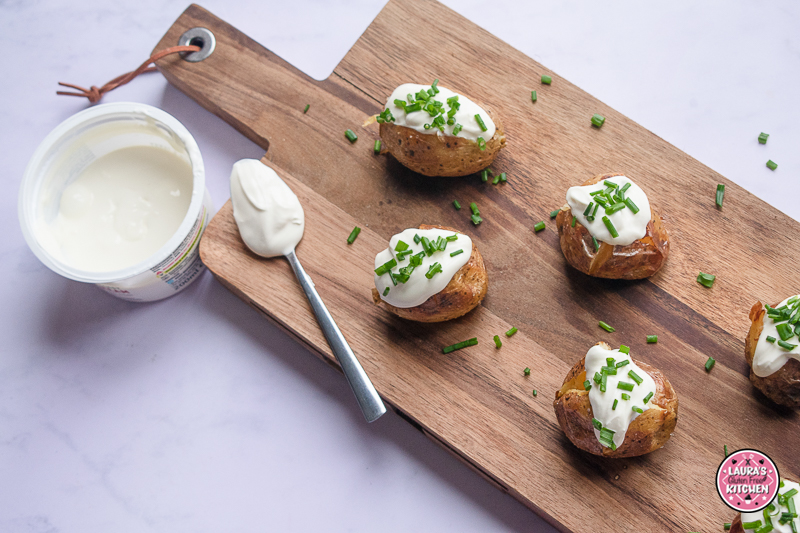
[154,3,800,531]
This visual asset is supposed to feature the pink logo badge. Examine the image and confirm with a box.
[716,449,780,513]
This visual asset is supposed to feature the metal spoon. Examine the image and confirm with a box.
[284,249,386,423]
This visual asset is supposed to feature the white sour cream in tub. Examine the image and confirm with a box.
[566,175,652,247]
[585,343,657,450]
[752,295,800,377]
[384,83,495,143]
[229,159,305,258]
[374,228,472,308]
[43,145,193,272]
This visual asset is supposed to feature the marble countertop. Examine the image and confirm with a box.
[1,1,798,531]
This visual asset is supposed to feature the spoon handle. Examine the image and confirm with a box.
[285,250,386,422]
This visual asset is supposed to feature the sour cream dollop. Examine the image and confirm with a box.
[374,228,472,308]
[385,83,495,143]
[585,343,657,450]
[753,295,800,377]
[566,175,652,247]
[740,479,799,533]
[230,159,304,257]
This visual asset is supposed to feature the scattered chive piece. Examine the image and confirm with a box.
[452,123,463,135]
[616,360,630,368]
[382,286,390,296]
[716,184,725,208]
[767,159,778,170]
[531,90,537,102]
[346,226,361,244]
[619,345,630,355]
[524,367,531,376]
[534,221,546,232]
[344,129,358,143]
[591,114,605,128]
[453,200,462,210]
[724,523,731,531]
[766,336,776,343]
[602,216,619,238]
[592,236,599,252]
[548,210,561,221]
[632,406,644,414]
[450,249,464,257]
[303,104,310,114]
[475,114,488,132]
[500,173,508,183]
[617,381,634,391]
[571,216,577,228]
[395,240,409,252]
[541,75,552,85]
[697,272,716,288]
[374,258,397,276]
[623,197,639,214]
[646,335,658,344]
[446,234,459,242]
[612,399,618,410]
[776,323,795,341]
[621,393,631,400]
[481,169,489,182]
[778,340,798,350]
[599,321,615,333]
[705,357,716,372]
[425,262,443,279]
[724,445,729,457]
[442,337,478,354]
[758,132,769,144]
[494,335,502,348]
[470,202,480,216]
[600,372,608,392]
[477,137,486,151]
[583,202,594,217]
[506,327,519,337]
[592,418,603,430]
[532,390,538,397]
[593,372,602,385]
[373,139,382,154]
[742,521,762,530]
[471,214,483,225]
[492,173,502,185]
[583,380,592,391]
[413,234,421,244]
[628,370,643,385]
[643,392,654,404]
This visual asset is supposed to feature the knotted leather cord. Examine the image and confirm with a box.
[57,45,201,104]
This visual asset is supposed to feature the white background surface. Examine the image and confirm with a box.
[2,1,798,531]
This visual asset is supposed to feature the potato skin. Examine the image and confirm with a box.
[553,342,679,458]
[556,172,670,279]
[379,109,506,177]
[745,301,800,409]
[371,224,488,323]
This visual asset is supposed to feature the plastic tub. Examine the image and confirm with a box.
[19,102,213,302]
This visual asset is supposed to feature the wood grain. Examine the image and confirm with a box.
[154,3,800,531]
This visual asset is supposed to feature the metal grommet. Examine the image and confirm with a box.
[178,27,215,63]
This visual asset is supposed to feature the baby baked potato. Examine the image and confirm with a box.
[377,82,506,177]
[728,478,799,532]
[746,300,800,409]
[553,341,679,458]
[371,224,488,322]
[555,172,670,280]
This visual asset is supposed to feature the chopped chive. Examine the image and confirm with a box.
[724,445,729,457]
[767,159,778,170]
[615,360,630,368]
[481,169,489,182]
[600,372,608,392]
[450,249,463,257]
[592,236,599,252]
[494,335,502,348]
[716,184,725,208]
[425,262,442,279]
[382,286,390,296]
[602,216,619,238]
[599,321,615,333]
[477,137,486,151]
[742,521,762,530]
[431,78,439,93]
[621,393,631,400]
[623,197,639,214]
[583,380,592,391]
[446,234,459,242]
[410,252,424,267]
[534,221,546,232]
[628,370,643,385]
[344,129,358,143]
[442,337,478,354]
[632,406,644,414]
[593,372,602,385]
[617,381,634,392]
[506,327,519,337]
[532,390,538,397]
[697,272,716,288]
[374,258,397,276]
[373,139,382,154]
[643,392,654,404]
[591,114,605,128]
[776,323,795,341]
[470,202,480,216]
[778,339,797,350]
[475,114,488,132]
[619,182,631,196]
[646,335,658,344]
[705,357,716,372]
[758,132,769,144]
[612,399,618,410]
[453,200,462,210]
[619,345,630,355]
[303,104,310,114]
[413,234,421,244]
[603,180,618,189]
[395,240,409,252]
[452,123,463,136]
[471,214,483,225]
[541,75,552,85]
[492,173,502,185]
[592,418,603,430]
[500,173,507,183]
[347,226,361,244]
[583,202,594,217]
[766,336,776,343]
[420,236,434,256]
[531,90,537,102]
[404,102,422,113]
[550,209,560,219]
[570,216,577,228]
